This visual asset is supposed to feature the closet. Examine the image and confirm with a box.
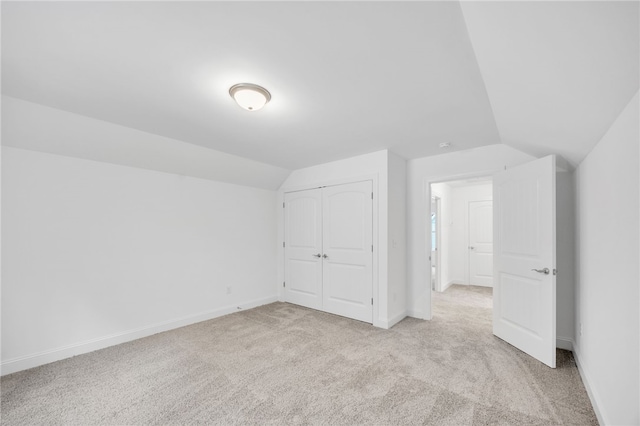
[284,180,373,323]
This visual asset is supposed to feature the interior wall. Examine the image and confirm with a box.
[430,183,452,291]
[387,152,407,324]
[574,92,639,425]
[407,144,536,319]
[449,183,492,286]
[555,171,575,349]
[2,147,279,374]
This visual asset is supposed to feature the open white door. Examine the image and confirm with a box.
[493,155,556,368]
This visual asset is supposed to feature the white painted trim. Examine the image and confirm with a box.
[472,282,493,288]
[1,295,278,376]
[383,311,408,329]
[432,195,442,292]
[279,173,379,194]
[406,309,425,319]
[573,343,607,426]
[441,280,456,292]
[555,337,573,351]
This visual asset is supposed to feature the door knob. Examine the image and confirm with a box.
[312,253,321,258]
[323,254,328,259]
[531,268,550,275]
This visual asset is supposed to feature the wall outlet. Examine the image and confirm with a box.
[226,286,232,295]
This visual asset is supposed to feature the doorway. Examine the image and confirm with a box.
[422,156,558,368]
[430,176,493,295]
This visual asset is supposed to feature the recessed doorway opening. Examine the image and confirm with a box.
[429,176,493,317]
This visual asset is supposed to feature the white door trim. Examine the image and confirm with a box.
[430,196,442,292]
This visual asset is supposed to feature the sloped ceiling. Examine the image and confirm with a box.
[2,1,638,173]
[460,1,639,168]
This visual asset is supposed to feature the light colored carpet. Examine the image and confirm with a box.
[1,284,597,425]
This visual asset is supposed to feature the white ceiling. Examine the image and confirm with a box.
[2,1,638,171]
[461,1,639,167]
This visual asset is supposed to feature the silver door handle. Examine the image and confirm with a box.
[531,268,550,275]
[312,253,321,258]
[323,254,328,259]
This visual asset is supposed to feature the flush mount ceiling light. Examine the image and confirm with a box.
[229,83,271,111]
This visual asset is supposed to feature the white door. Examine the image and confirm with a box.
[493,155,556,368]
[284,189,323,310]
[469,200,493,287]
[322,181,373,323]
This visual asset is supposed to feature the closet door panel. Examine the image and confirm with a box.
[284,189,323,310]
[322,181,373,323]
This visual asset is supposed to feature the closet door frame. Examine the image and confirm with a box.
[278,174,381,328]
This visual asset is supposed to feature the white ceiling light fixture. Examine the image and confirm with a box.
[229,83,271,111]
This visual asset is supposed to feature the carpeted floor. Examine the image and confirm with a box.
[1,284,597,425]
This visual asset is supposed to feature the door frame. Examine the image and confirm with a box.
[430,196,442,292]
[420,171,497,320]
[277,173,381,327]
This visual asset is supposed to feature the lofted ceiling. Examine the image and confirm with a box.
[2,1,638,171]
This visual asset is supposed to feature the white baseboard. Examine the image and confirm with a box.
[440,280,460,292]
[473,283,493,288]
[406,309,423,319]
[572,343,606,426]
[556,337,573,351]
[1,295,278,376]
[381,311,407,329]
[441,280,456,292]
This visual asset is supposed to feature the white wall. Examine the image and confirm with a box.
[278,150,396,328]
[387,152,407,324]
[2,147,279,374]
[407,144,536,319]
[2,96,290,190]
[430,182,452,291]
[574,92,639,425]
[449,183,492,285]
[555,171,575,349]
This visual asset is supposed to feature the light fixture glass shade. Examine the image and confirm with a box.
[229,83,271,111]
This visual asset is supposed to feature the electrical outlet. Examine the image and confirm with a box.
[226,286,232,295]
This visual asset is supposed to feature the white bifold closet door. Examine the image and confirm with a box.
[284,181,373,323]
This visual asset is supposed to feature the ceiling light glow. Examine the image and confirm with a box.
[229,83,271,111]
